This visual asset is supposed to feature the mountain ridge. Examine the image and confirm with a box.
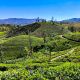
[0,18,40,25]
[0,18,80,25]
[62,18,80,23]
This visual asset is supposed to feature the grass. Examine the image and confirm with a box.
[0,32,5,35]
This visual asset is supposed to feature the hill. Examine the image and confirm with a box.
[32,22,70,37]
[0,18,42,25]
[1,18,80,25]
[0,22,80,80]
[5,22,70,37]
[6,23,41,37]
[0,32,80,80]
[62,18,80,23]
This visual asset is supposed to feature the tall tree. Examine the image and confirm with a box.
[28,30,33,56]
[41,31,47,44]
[0,44,3,63]
[42,19,46,23]
[36,17,40,23]
[51,17,54,22]
[50,16,55,25]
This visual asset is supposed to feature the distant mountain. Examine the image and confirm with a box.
[62,18,80,23]
[0,18,42,25]
[1,18,80,25]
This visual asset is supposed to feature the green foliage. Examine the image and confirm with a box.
[0,35,43,60]
[32,22,69,37]
[64,32,80,42]
[6,23,41,37]
[0,22,80,80]
[0,63,79,80]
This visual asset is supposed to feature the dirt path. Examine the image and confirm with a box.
[60,35,80,42]
[51,48,75,61]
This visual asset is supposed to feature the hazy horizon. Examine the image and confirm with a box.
[0,0,80,20]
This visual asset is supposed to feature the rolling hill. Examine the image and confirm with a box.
[0,18,42,25]
[62,18,80,23]
[0,22,80,80]
[0,18,80,25]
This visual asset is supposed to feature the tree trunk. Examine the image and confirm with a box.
[49,50,51,62]
[28,30,33,56]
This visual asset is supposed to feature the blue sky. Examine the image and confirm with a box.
[0,0,80,20]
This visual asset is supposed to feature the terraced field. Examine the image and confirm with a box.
[0,23,80,80]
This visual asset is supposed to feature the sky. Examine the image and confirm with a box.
[0,0,80,21]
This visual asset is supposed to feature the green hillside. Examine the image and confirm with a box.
[32,22,70,37]
[0,35,43,60]
[0,34,80,61]
[54,46,80,62]
[63,32,80,42]
[0,22,80,80]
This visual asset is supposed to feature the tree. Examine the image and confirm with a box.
[0,44,3,63]
[50,17,54,23]
[68,23,77,32]
[42,19,46,23]
[18,46,24,58]
[36,17,40,23]
[52,17,54,22]
[68,26,76,32]
[50,17,55,25]
[28,30,33,56]
[42,31,47,43]
[41,30,55,61]
[46,41,57,62]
